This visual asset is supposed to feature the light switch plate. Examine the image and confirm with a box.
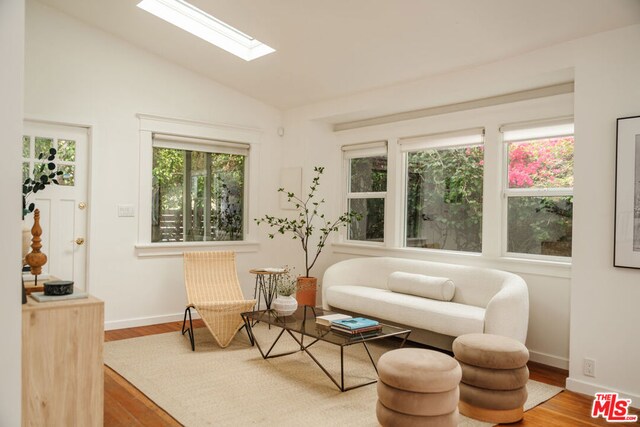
[117,204,135,217]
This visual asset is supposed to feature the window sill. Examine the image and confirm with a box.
[135,241,260,258]
[332,243,571,279]
[342,239,386,247]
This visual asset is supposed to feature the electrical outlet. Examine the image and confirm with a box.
[584,358,596,377]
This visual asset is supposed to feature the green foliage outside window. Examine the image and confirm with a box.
[152,147,244,242]
[348,156,386,242]
[507,196,573,256]
[507,137,574,256]
[402,136,573,256]
[406,146,484,252]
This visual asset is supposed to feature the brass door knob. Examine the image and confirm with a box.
[75,237,85,245]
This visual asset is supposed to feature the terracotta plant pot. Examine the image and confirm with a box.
[296,276,317,307]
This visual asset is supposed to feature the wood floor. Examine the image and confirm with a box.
[104,321,638,426]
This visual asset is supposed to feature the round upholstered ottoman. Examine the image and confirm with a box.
[376,348,461,427]
[453,334,529,424]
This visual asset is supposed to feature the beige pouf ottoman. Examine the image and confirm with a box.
[453,333,529,424]
[376,348,461,427]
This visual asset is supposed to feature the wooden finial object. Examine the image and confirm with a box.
[25,209,47,276]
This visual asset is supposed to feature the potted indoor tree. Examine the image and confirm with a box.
[255,166,360,306]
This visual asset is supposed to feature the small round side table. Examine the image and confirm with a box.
[249,269,286,311]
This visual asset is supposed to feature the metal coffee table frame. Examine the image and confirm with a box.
[241,306,411,392]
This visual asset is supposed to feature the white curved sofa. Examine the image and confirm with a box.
[322,257,528,350]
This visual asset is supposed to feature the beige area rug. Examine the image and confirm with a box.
[104,324,562,426]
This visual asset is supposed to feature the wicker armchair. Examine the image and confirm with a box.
[182,251,256,350]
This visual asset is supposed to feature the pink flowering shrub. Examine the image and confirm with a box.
[508,137,574,188]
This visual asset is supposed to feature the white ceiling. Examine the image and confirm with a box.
[37,0,640,110]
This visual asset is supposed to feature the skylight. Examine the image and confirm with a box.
[137,0,275,61]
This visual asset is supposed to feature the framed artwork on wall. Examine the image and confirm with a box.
[614,115,640,268]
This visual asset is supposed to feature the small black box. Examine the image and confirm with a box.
[43,280,74,296]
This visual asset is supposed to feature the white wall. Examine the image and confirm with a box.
[0,0,25,424]
[283,23,640,400]
[568,25,640,403]
[25,0,290,328]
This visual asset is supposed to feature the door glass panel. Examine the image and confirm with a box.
[57,139,76,162]
[35,137,53,157]
[23,136,31,158]
[23,162,30,183]
[58,165,75,186]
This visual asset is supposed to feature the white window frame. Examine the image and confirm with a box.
[152,135,248,243]
[400,127,485,253]
[500,117,574,261]
[342,141,388,245]
[135,114,261,257]
[331,92,574,278]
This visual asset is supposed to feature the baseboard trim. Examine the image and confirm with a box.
[104,311,201,331]
[566,378,640,409]
[529,350,569,370]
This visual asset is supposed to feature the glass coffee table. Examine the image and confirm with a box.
[241,306,411,392]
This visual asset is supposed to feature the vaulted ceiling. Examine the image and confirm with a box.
[37,0,640,109]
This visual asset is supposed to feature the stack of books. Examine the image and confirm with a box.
[330,317,382,337]
[315,313,352,327]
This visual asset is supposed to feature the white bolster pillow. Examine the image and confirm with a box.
[387,271,455,301]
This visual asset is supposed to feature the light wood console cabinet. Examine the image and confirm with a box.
[22,295,104,426]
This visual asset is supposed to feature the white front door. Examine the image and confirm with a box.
[23,121,89,291]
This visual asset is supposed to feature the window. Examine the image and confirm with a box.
[502,119,574,258]
[22,135,76,186]
[343,142,387,243]
[401,129,484,252]
[151,134,248,243]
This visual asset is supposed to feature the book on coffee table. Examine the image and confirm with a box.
[331,317,379,330]
[315,313,352,327]
[344,329,383,340]
[330,324,383,335]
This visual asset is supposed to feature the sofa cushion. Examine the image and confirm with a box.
[388,271,455,301]
[325,285,485,337]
